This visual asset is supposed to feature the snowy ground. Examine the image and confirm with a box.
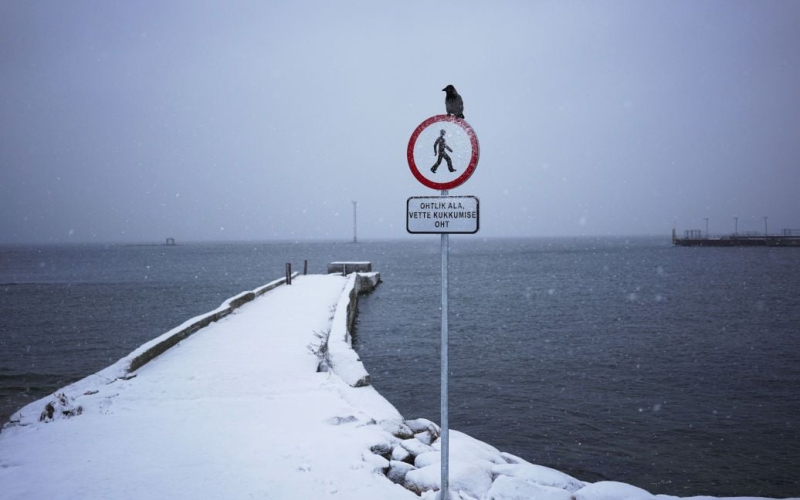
[0,275,793,500]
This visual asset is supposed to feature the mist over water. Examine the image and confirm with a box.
[3,2,800,244]
[1,239,798,498]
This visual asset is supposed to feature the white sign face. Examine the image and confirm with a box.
[407,196,479,234]
[407,116,480,191]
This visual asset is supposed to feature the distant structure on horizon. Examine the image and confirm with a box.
[672,227,800,247]
[165,238,176,246]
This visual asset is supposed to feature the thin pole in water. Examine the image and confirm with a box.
[440,188,449,500]
[352,201,358,244]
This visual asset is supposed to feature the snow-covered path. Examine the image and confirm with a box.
[0,275,414,500]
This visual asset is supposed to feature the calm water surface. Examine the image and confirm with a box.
[1,239,798,497]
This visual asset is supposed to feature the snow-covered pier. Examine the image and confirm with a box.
[0,273,789,500]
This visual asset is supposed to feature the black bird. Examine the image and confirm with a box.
[442,85,464,119]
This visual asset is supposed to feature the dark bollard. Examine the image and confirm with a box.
[303,260,308,275]
[285,263,292,285]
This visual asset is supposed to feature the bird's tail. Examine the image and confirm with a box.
[458,113,465,119]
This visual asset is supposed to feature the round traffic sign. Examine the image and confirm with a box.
[407,115,479,190]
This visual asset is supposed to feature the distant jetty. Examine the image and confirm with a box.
[673,228,800,247]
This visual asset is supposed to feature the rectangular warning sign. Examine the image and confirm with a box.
[407,196,479,234]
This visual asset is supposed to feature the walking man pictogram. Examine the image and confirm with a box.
[431,129,456,173]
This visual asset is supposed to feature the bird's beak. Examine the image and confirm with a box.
[441,87,446,91]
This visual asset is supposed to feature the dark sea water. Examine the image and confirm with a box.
[1,239,798,498]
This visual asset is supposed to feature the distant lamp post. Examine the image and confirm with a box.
[763,216,768,238]
[733,216,738,236]
[704,218,709,239]
[352,201,358,244]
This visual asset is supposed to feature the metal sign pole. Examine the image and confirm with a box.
[440,188,450,500]
[406,114,479,500]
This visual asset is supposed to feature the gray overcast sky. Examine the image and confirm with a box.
[1,0,799,243]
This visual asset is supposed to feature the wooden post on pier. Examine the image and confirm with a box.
[303,260,308,275]
[285,263,292,285]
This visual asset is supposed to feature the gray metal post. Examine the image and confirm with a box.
[303,260,308,275]
[440,189,449,500]
[704,218,709,239]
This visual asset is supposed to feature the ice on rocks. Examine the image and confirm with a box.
[38,393,83,422]
[575,481,656,500]
[499,451,528,465]
[405,460,494,499]
[432,429,506,465]
[401,428,581,498]
[370,441,395,459]
[486,474,574,500]
[414,451,440,468]
[405,418,441,438]
[326,415,358,425]
[492,461,585,492]
[400,437,435,457]
[387,460,416,485]
[391,445,412,463]
[415,430,434,445]
[381,420,415,440]
[363,452,390,473]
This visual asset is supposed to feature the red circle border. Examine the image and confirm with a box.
[407,115,480,191]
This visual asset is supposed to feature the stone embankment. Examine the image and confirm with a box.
[319,271,380,387]
[365,416,677,500]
